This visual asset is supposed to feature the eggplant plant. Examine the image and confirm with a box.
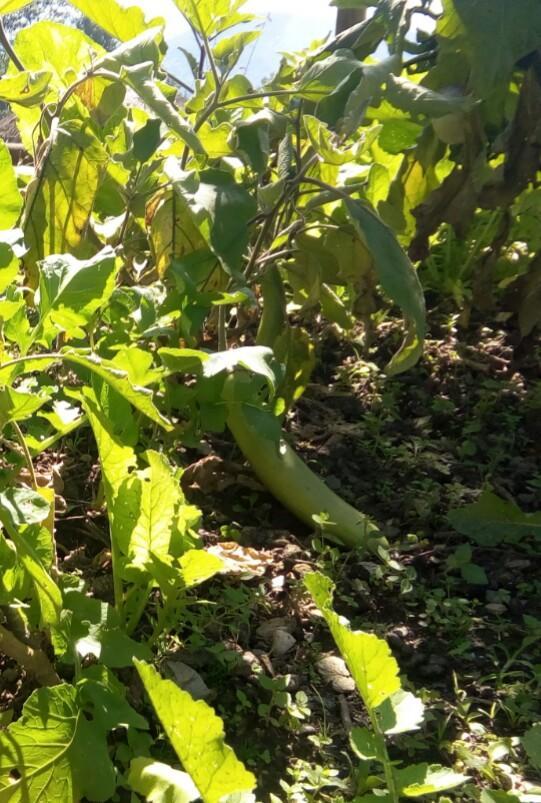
[0,0,539,799]
[0,0,433,554]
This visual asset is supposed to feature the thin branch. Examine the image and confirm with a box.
[164,70,194,96]
[0,17,24,71]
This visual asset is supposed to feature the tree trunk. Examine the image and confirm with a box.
[335,8,366,35]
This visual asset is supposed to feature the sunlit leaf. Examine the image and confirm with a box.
[128,758,199,803]
[305,572,400,710]
[23,118,108,288]
[68,0,163,42]
[135,661,257,803]
[394,763,467,797]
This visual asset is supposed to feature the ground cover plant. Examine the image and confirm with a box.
[0,0,540,800]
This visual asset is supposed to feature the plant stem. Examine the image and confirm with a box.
[217,304,227,351]
[11,420,38,491]
[0,623,60,686]
[0,16,24,71]
[370,710,400,803]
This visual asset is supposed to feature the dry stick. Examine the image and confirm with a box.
[0,624,60,687]
[0,16,24,71]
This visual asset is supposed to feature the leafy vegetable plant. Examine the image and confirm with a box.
[305,571,467,801]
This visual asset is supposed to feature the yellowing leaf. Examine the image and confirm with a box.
[0,141,22,230]
[23,118,108,288]
[305,572,400,710]
[135,661,256,803]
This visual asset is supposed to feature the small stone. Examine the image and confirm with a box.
[271,629,297,657]
[485,603,507,616]
[257,618,295,642]
[165,661,211,700]
[316,655,355,693]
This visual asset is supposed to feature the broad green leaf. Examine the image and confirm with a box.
[171,0,254,38]
[378,119,422,154]
[65,349,172,430]
[125,450,192,565]
[11,21,105,85]
[522,724,541,771]
[448,491,541,546]
[198,121,235,160]
[158,347,210,374]
[345,199,425,374]
[299,51,362,102]
[167,164,256,276]
[0,351,169,429]
[438,0,541,96]
[68,0,162,42]
[304,115,354,165]
[305,572,400,710]
[133,118,163,163]
[63,589,150,667]
[213,30,261,74]
[178,549,223,588]
[128,758,199,803]
[135,661,256,803]
[0,70,51,107]
[0,684,116,802]
[0,685,79,801]
[122,62,203,155]
[0,142,22,229]
[480,792,521,803]
[203,346,275,394]
[36,247,120,342]
[78,673,148,731]
[23,118,108,288]
[111,346,164,387]
[375,689,425,735]
[0,489,60,628]
[0,487,50,528]
[394,763,467,797]
[350,727,383,761]
[341,56,400,137]
[386,75,475,119]
[0,229,25,295]
[1,525,62,630]
[9,22,106,152]
[0,386,50,429]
